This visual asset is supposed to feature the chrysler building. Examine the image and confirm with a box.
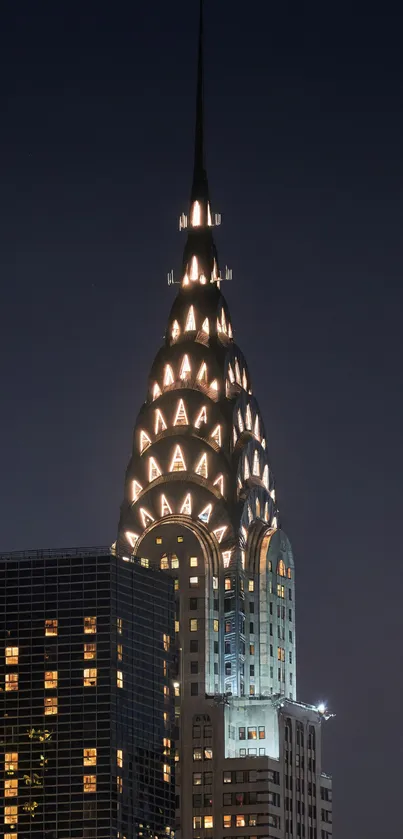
[116,4,333,838]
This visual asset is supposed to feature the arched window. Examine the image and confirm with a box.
[278,559,286,577]
[160,553,169,570]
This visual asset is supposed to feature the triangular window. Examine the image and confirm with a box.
[252,450,260,477]
[201,318,209,335]
[149,457,162,482]
[210,425,222,447]
[163,365,175,386]
[195,452,208,479]
[197,361,207,383]
[132,480,143,502]
[213,526,227,543]
[179,355,191,379]
[213,474,224,495]
[171,320,180,341]
[154,409,167,435]
[169,445,186,472]
[180,493,192,516]
[140,430,152,453]
[140,507,155,529]
[198,503,212,524]
[195,406,207,428]
[185,306,196,332]
[161,495,172,516]
[173,399,188,426]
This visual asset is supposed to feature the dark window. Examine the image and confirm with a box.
[250,665,255,676]
[190,640,198,653]
[189,598,198,610]
[225,640,231,654]
[239,727,246,740]
[190,661,198,674]
[250,602,254,613]
[214,641,219,654]
[250,622,254,633]
[191,682,199,696]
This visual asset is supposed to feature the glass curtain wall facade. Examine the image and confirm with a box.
[0,548,175,839]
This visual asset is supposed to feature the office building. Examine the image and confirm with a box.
[0,548,175,839]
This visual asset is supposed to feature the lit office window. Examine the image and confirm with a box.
[84,616,97,634]
[44,697,58,715]
[84,642,96,660]
[83,775,96,793]
[190,619,198,632]
[117,617,123,634]
[117,643,123,662]
[5,647,18,665]
[45,619,58,636]
[5,754,18,772]
[4,779,18,797]
[4,806,18,825]
[163,764,171,782]
[117,749,123,768]
[83,748,97,766]
[117,670,124,689]
[44,671,58,688]
[163,634,170,651]
[83,668,97,687]
[117,775,123,793]
[5,674,18,692]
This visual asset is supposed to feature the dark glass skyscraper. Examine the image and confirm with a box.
[0,548,175,839]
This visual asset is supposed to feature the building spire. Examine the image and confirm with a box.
[191,0,209,205]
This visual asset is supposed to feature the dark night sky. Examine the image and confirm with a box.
[1,0,402,835]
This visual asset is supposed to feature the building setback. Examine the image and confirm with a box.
[115,3,334,839]
[0,548,175,839]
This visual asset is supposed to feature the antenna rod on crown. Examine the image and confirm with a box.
[191,0,209,203]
